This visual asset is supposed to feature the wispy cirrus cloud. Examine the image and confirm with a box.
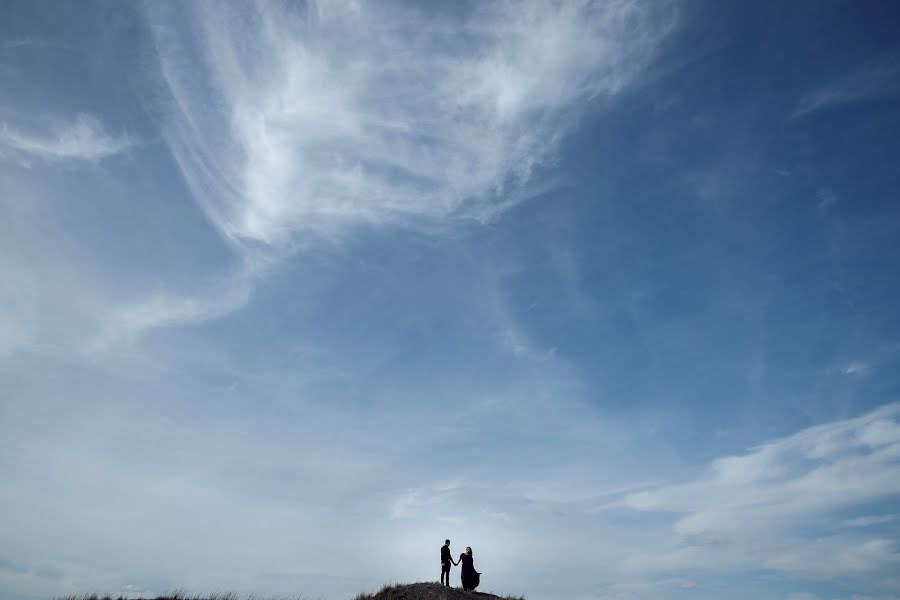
[0,113,130,162]
[842,360,873,376]
[788,594,900,600]
[1,37,67,50]
[75,0,675,346]
[88,276,253,352]
[148,0,675,249]
[619,403,900,579]
[793,61,900,117]
[844,514,897,528]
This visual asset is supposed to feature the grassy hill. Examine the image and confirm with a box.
[62,583,525,600]
[354,582,524,600]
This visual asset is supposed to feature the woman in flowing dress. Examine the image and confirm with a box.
[459,546,481,591]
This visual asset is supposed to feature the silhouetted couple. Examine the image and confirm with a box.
[440,539,481,591]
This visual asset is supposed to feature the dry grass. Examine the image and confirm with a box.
[352,582,524,600]
[59,582,523,600]
[59,593,312,600]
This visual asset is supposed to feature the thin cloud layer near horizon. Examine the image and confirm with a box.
[1,2,900,600]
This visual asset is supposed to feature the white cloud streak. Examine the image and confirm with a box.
[88,273,253,352]
[844,515,897,528]
[148,0,675,248]
[0,172,256,357]
[793,62,900,117]
[789,594,900,600]
[0,113,130,162]
[620,403,900,579]
[842,361,872,376]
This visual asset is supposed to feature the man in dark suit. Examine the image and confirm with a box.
[440,539,457,586]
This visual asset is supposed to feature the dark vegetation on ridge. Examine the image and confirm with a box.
[60,594,308,600]
[353,582,524,600]
[61,583,525,600]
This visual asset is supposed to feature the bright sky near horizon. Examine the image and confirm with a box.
[2,2,900,600]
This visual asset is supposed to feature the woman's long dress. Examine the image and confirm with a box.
[459,554,480,591]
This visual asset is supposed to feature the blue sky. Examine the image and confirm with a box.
[2,1,900,599]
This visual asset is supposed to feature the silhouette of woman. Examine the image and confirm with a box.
[459,546,481,591]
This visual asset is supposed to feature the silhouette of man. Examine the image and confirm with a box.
[440,539,457,586]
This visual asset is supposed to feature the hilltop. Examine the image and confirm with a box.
[354,583,524,600]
